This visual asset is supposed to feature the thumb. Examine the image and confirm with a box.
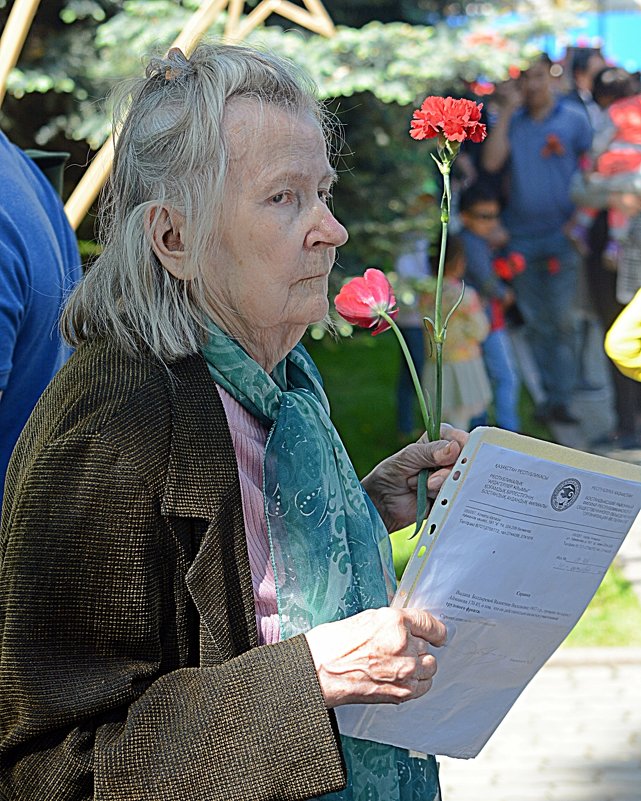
[411,439,460,469]
[403,608,447,646]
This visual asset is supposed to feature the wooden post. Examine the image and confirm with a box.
[224,0,245,39]
[0,0,41,108]
[236,0,335,40]
[64,0,229,230]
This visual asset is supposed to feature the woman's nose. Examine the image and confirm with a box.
[306,207,349,249]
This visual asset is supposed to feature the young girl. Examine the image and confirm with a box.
[421,235,493,430]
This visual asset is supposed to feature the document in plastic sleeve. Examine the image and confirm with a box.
[336,427,641,758]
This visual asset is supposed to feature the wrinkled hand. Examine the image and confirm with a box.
[305,607,447,708]
[361,425,469,532]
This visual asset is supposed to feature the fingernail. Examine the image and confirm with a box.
[429,475,444,490]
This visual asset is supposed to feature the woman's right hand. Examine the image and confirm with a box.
[304,607,447,708]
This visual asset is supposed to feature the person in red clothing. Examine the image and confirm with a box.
[571,68,641,268]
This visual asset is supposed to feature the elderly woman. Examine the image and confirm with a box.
[0,44,466,800]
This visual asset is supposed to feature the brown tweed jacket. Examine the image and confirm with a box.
[0,338,346,801]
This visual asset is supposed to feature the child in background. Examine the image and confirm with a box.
[421,235,492,431]
[458,182,522,431]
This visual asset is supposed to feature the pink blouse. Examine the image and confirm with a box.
[216,386,280,645]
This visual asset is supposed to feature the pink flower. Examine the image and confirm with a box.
[410,96,487,144]
[334,268,399,336]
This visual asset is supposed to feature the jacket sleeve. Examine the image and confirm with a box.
[604,288,641,382]
[0,434,345,801]
[0,236,26,392]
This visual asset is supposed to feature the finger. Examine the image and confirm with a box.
[412,438,461,470]
[426,468,449,496]
[413,675,434,699]
[439,424,470,450]
[417,652,438,681]
[403,608,447,646]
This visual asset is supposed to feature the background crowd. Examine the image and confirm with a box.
[395,48,641,453]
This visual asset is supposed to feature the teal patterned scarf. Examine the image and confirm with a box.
[201,323,440,801]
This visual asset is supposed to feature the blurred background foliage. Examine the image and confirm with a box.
[0,0,582,256]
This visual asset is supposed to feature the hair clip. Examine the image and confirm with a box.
[165,47,189,82]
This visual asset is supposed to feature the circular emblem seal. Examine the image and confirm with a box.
[551,478,581,511]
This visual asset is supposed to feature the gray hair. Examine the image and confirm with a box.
[62,42,333,361]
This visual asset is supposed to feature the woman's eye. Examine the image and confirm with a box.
[271,192,290,204]
[319,189,333,204]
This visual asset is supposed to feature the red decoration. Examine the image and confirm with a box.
[493,252,526,281]
[541,133,565,158]
[410,96,487,144]
[596,150,641,177]
[334,268,399,336]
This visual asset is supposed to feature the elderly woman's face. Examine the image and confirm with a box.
[204,97,348,356]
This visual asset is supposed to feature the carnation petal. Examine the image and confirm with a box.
[334,269,398,333]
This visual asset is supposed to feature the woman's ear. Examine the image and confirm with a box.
[145,205,194,280]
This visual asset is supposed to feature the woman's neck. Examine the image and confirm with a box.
[209,310,304,373]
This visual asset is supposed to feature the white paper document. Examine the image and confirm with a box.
[336,427,641,758]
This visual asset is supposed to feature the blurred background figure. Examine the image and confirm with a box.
[572,67,641,449]
[565,46,607,128]
[482,54,593,425]
[421,235,492,431]
[0,131,81,501]
[570,67,641,269]
[458,181,521,432]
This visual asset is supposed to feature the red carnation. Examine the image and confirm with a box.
[334,268,399,336]
[410,96,487,145]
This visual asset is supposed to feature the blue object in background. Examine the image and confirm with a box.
[544,11,641,72]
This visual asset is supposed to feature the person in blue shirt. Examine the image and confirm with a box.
[458,182,521,431]
[482,54,593,424]
[0,131,82,500]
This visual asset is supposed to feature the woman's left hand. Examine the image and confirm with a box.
[361,425,469,532]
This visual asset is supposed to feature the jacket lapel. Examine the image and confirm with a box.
[160,353,259,660]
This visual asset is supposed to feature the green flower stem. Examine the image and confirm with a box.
[380,310,432,437]
[431,165,451,443]
[381,310,433,538]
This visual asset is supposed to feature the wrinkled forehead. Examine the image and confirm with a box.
[223,96,326,171]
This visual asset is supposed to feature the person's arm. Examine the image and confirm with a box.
[1,428,452,800]
[604,288,641,382]
[462,235,505,301]
[0,237,26,405]
[0,433,346,801]
[480,80,522,174]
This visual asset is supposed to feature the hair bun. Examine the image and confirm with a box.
[146,47,193,83]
